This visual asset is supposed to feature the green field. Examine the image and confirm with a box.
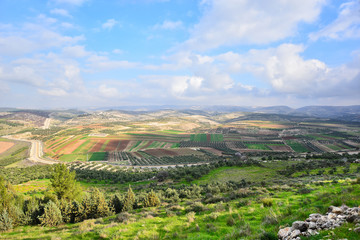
[285,140,310,153]
[89,152,107,161]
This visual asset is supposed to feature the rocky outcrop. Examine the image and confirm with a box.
[278,205,360,240]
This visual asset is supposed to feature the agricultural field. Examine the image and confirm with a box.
[1,108,360,239]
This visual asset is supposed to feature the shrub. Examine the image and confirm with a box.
[186,211,195,223]
[260,232,277,240]
[115,212,131,223]
[143,190,161,207]
[187,202,206,213]
[226,216,235,226]
[261,198,273,207]
[237,199,250,208]
[79,219,96,233]
[207,212,220,221]
[38,201,63,227]
[0,210,13,231]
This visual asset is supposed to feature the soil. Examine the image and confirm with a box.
[0,142,15,154]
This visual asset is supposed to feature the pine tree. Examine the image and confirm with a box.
[50,164,81,201]
[111,194,124,214]
[38,201,63,227]
[0,210,13,231]
[144,190,160,207]
[70,200,84,223]
[122,185,135,212]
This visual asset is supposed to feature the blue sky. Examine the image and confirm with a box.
[0,0,359,109]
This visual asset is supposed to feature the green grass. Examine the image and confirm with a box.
[88,152,106,161]
[285,140,310,153]
[190,133,207,142]
[4,180,360,239]
[59,153,88,162]
[245,143,271,150]
[210,134,223,142]
[72,139,91,154]
[193,166,280,184]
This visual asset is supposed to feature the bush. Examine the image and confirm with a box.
[38,201,63,227]
[260,232,277,240]
[0,210,13,231]
[186,211,195,223]
[207,212,220,221]
[226,216,235,226]
[187,202,206,213]
[261,198,273,207]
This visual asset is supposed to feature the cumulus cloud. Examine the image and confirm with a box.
[102,19,118,30]
[38,88,67,96]
[215,44,360,97]
[50,8,72,18]
[62,45,90,58]
[99,84,119,97]
[54,0,87,6]
[182,0,325,51]
[309,1,360,41]
[153,20,182,30]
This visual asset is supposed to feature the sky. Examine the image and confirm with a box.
[0,0,359,109]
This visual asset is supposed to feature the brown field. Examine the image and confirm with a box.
[104,140,121,151]
[90,139,106,152]
[201,147,223,156]
[145,148,203,157]
[145,149,178,157]
[142,140,154,149]
[63,140,86,154]
[118,140,130,151]
[0,141,15,154]
[268,145,293,152]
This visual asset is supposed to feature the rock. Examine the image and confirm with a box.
[346,214,359,223]
[328,213,337,219]
[307,229,318,235]
[308,222,317,229]
[354,227,360,233]
[289,229,301,239]
[278,227,291,239]
[292,221,308,232]
[329,206,343,214]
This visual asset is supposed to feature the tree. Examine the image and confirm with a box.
[38,201,63,227]
[144,190,160,207]
[50,164,81,200]
[122,185,135,212]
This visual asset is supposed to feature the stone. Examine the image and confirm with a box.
[354,227,360,233]
[329,206,343,214]
[308,222,317,229]
[292,221,308,232]
[289,229,301,239]
[278,227,291,239]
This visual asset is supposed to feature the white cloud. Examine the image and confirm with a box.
[0,65,45,87]
[216,44,360,97]
[102,19,118,30]
[112,49,123,54]
[50,8,72,18]
[309,1,360,41]
[99,84,118,97]
[54,0,87,6]
[153,20,182,30]
[87,54,139,71]
[38,88,68,96]
[62,45,89,58]
[182,0,325,51]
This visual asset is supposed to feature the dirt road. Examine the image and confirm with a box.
[2,136,57,165]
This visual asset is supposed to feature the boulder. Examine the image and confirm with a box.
[278,227,291,239]
[292,221,308,232]
[329,206,343,214]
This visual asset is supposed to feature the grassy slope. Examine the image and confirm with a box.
[3,180,360,239]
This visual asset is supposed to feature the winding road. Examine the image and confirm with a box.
[2,118,57,165]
